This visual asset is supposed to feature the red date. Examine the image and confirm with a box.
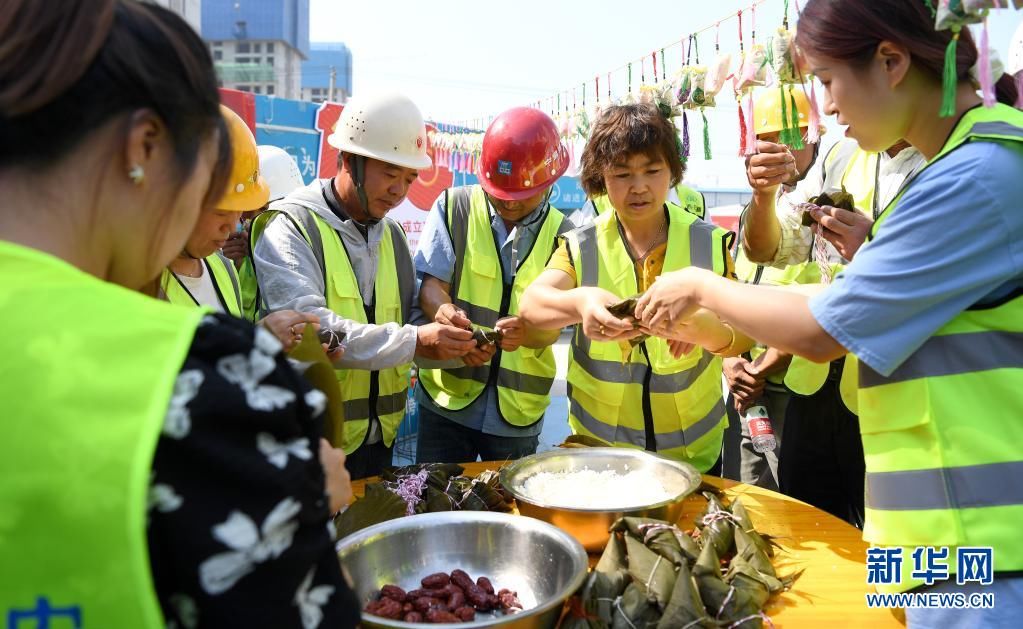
[426,608,460,623]
[447,591,465,610]
[450,569,475,592]
[454,606,476,621]
[364,597,403,619]
[412,596,444,612]
[380,584,407,602]
[403,611,424,623]
[421,572,451,589]
[477,576,495,595]
[435,583,464,602]
[465,585,492,611]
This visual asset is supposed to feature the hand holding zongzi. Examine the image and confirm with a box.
[494,316,525,352]
[579,287,645,342]
[809,205,872,261]
[435,302,473,329]
[462,342,496,367]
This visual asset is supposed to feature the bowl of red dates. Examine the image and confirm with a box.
[336,511,588,627]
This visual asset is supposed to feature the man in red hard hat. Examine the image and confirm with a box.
[414,107,573,462]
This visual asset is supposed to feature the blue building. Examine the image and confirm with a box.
[301,43,353,103]
[201,0,310,99]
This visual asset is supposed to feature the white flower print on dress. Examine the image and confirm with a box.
[199,497,302,595]
[164,369,204,439]
[254,325,283,356]
[294,567,335,629]
[218,348,296,411]
[257,432,313,469]
[148,483,183,513]
[304,389,327,417]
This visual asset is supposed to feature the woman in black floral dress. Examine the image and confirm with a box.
[0,1,359,627]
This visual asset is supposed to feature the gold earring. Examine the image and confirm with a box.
[128,164,145,185]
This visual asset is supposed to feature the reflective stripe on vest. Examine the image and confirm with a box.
[563,204,729,472]
[277,208,414,454]
[2,241,201,627]
[418,185,566,425]
[160,253,243,318]
[856,104,1023,592]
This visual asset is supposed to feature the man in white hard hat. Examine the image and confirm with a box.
[258,145,306,203]
[252,92,476,479]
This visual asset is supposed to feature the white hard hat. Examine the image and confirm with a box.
[1009,20,1023,76]
[327,92,432,171]
[257,145,305,202]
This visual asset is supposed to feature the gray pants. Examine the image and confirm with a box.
[721,384,788,491]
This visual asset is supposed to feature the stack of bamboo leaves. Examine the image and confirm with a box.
[336,463,513,539]
[563,492,800,628]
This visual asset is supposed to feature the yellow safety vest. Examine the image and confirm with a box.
[564,204,733,472]
[238,255,259,322]
[1,241,202,627]
[858,104,1023,592]
[591,184,706,220]
[251,206,414,453]
[419,185,568,425]
[783,139,881,413]
[159,252,243,318]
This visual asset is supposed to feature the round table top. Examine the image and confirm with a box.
[350,462,904,627]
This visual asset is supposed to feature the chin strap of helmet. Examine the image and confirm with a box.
[349,153,380,226]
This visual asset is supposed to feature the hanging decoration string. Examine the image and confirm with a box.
[737,9,748,156]
[441,0,770,167]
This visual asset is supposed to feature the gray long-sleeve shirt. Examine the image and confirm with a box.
[252,178,419,372]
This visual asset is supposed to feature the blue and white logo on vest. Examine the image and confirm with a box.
[7,597,82,629]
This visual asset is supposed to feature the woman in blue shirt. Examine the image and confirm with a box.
[633,1,1023,625]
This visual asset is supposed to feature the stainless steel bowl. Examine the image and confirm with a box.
[336,511,588,628]
[500,448,702,551]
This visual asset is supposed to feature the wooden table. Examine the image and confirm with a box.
[351,462,904,627]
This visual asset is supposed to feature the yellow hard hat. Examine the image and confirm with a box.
[216,104,270,211]
[752,86,825,137]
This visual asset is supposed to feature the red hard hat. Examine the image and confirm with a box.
[478,107,569,201]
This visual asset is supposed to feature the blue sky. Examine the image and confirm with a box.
[310,0,1021,188]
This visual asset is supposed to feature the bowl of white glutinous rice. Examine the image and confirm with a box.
[499,448,702,551]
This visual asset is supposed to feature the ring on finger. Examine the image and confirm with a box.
[599,324,606,335]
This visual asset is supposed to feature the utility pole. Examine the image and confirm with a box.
[328,66,336,103]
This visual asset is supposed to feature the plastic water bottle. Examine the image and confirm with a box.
[743,404,777,453]
[405,367,419,427]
